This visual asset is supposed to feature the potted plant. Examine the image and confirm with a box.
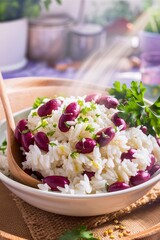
[139,7,160,52]
[0,0,61,71]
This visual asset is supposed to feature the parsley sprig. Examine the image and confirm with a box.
[32,97,47,109]
[0,139,7,155]
[109,81,160,137]
[70,151,79,159]
[58,226,98,240]
[85,125,95,133]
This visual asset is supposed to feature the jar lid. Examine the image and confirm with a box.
[30,14,73,27]
[70,24,104,36]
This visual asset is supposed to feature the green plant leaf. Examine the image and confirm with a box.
[109,81,160,137]
[0,0,58,21]
[44,0,52,10]
[58,226,98,240]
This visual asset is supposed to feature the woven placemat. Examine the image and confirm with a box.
[13,182,160,240]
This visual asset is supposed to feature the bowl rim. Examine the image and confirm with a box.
[0,101,159,199]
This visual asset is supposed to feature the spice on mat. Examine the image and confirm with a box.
[113,219,119,224]
[103,230,109,236]
[114,225,120,230]
[108,229,113,234]
[103,228,114,237]
[119,225,126,230]
[118,233,124,238]
[109,235,115,239]
[103,219,131,239]
[123,230,130,236]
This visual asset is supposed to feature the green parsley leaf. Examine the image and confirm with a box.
[118,99,146,127]
[32,97,46,109]
[0,139,7,155]
[31,111,38,117]
[150,96,160,115]
[109,81,128,101]
[41,114,52,120]
[77,116,89,123]
[22,129,30,134]
[81,102,96,115]
[90,102,96,110]
[92,134,97,140]
[81,107,92,115]
[78,99,84,107]
[65,122,71,128]
[109,81,160,137]
[85,125,95,133]
[129,81,146,103]
[47,131,55,137]
[58,226,98,240]
[70,152,79,159]
[41,119,48,128]
[49,142,57,147]
[32,119,48,133]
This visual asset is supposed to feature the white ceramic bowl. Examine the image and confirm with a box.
[0,108,160,216]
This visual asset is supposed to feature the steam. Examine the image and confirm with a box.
[75,9,150,89]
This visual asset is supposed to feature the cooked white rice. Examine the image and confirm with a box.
[0,152,9,176]
[0,94,160,194]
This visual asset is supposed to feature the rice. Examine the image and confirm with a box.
[0,94,160,194]
[0,153,9,176]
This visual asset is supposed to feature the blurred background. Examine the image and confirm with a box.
[0,0,160,99]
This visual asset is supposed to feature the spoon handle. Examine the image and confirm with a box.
[0,73,15,130]
[124,222,160,239]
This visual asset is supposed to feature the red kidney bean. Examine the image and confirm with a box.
[58,113,73,132]
[21,132,34,152]
[130,170,150,186]
[34,132,49,152]
[83,171,95,180]
[43,176,70,191]
[121,148,137,161]
[96,96,119,109]
[96,127,115,147]
[24,169,43,180]
[140,126,148,135]
[38,99,62,117]
[15,119,28,144]
[22,155,27,162]
[65,102,80,118]
[111,112,118,122]
[112,113,126,130]
[146,154,156,171]
[108,182,130,192]
[24,168,33,176]
[58,102,80,132]
[34,171,43,180]
[156,138,160,147]
[75,138,96,154]
[149,164,160,176]
[85,94,100,102]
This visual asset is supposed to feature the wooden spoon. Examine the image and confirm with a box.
[0,73,40,188]
[124,222,160,239]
